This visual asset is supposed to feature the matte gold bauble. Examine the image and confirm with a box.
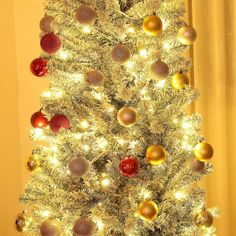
[68,156,90,177]
[117,107,137,127]
[146,145,167,165]
[40,220,60,236]
[15,214,26,232]
[73,218,95,236]
[26,155,40,171]
[143,15,162,36]
[111,44,131,64]
[85,69,103,86]
[76,5,97,25]
[178,26,197,45]
[151,60,169,78]
[194,142,214,162]
[137,200,159,221]
[194,210,214,227]
[40,15,54,33]
[171,72,189,90]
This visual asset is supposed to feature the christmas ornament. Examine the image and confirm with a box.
[50,114,70,133]
[151,60,169,78]
[15,213,26,232]
[68,156,90,177]
[40,15,54,33]
[117,107,137,127]
[119,156,140,177]
[31,111,49,128]
[27,155,40,171]
[137,200,159,221]
[188,158,205,173]
[142,15,162,36]
[40,220,60,236]
[111,44,131,64]
[30,58,48,77]
[85,69,103,86]
[178,26,197,45]
[73,218,95,236]
[146,145,167,165]
[76,5,97,25]
[194,210,214,227]
[171,72,189,90]
[194,142,214,162]
[40,33,61,54]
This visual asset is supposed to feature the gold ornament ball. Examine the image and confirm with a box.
[68,156,90,177]
[111,44,131,64]
[137,200,159,221]
[73,218,95,236]
[15,214,26,232]
[117,107,137,127]
[40,15,54,33]
[178,26,197,45]
[146,145,167,165]
[171,72,189,90]
[194,142,214,162]
[40,220,60,236]
[85,69,104,86]
[151,60,169,78]
[26,155,40,171]
[76,5,97,25]
[194,210,214,228]
[142,15,162,36]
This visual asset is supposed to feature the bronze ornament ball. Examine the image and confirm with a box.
[15,214,26,232]
[27,155,40,171]
[39,220,60,236]
[178,26,197,45]
[40,15,54,33]
[76,5,97,25]
[188,158,205,173]
[73,218,95,236]
[194,210,214,228]
[171,72,190,90]
[85,69,104,86]
[111,44,131,64]
[146,145,167,165]
[117,107,137,127]
[194,142,214,162]
[150,60,169,78]
[142,15,162,36]
[68,156,90,177]
[137,200,159,221]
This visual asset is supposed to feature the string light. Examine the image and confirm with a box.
[92,91,102,100]
[117,138,125,145]
[175,191,187,201]
[155,79,166,89]
[126,60,134,68]
[34,128,46,140]
[41,210,50,217]
[98,138,108,149]
[81,120,89,129]
[182,120,191,129]
[139,48,148,58]
[69,73,84,81]
[49,156,59,165]
[42,91,52,98]
[58,50,69,60]
[74,133,82,140]
[82,26,91,33]
[163,41,171,50]
[101,178,110,187]
[161,19,168,30]
[83,144,90,151]
[127,26,135,33]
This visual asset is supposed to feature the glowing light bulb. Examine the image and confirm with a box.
[34,128,45,140]
[161,19,168,30]
[58,50,69,60]
[54,90,64,98]
[96,220,104,230]
[143,190,152,199]
[83,144,90,151]
[74,133,82,140]
[81,120,89,129]
[70,73,84,81]
[126,61,134,68]
[101,178,110,187]
[92,92,102,100]
[41,210,50,217]
[82,26,91,33]
[127,27,135,33]
[175,191,187,200]
[163,41,171,50]
[182,121,191,129]
[139,48,148,58]
[50,156,59,165]
[98,138,108,148]
[117,138,125,145]
[155,79,166,89]
[42,91,52,97]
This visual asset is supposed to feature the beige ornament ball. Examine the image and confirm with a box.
[68,156,90,177]
[76,5,97,25]
[40,15,54,33]
[111,44,131,64]
[85,69,103,86]
[73,218,95,236]
[151,60,169,78]
[117,107,137,127]
[178,26,197,45]
[171,72,190,90]
[40,220,60,236]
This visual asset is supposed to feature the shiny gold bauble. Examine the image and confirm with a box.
[117,107,137,127]
[142,15,162,36]
[194,210,214,228]
[137,200,159,221]
[26,155,40,171]
[150,60,169,78]
[111,44,131,64]
[68,156,90,177]
[75,5,97,25]
[40,220,60,236]
[146,145,167,165]
[194,142,214,162]
[73,218,95,236]
[171,72,189,90]
[85,69,103,86]
[178,26,197,45]
[15,214,26,232]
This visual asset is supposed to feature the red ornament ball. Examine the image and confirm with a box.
[50,114,70,133]
[30,58,48,77]
[119,156,140,177]
[31,111,49,128]
[40,33,61,54]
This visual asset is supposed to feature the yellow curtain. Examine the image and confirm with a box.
[191,0,236,235]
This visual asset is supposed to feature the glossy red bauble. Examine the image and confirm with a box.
[30,58,48,77]
[31,111,49,128]
[40,33,61,54]
[119,156,140,177]
[50,114,70,133]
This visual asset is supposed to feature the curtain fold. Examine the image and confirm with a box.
[191,0,236,235]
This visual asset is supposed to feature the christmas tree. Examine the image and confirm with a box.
[16,0,219,235]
